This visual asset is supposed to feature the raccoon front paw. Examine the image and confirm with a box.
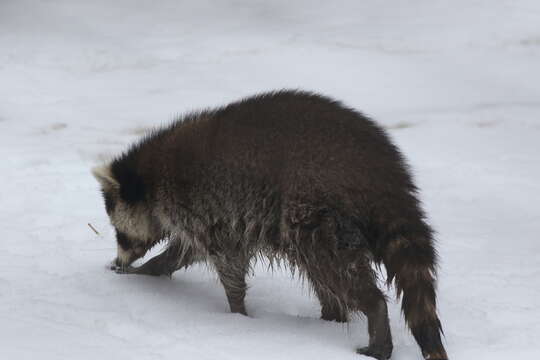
[109,259,118,270]
[110,262,168,277]
[356,346,392,360]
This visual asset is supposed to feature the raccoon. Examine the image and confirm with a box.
[92,90,448,360]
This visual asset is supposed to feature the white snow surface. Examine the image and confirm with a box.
[1,1,539,359]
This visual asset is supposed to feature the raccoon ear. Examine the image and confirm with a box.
[92,164,119,189]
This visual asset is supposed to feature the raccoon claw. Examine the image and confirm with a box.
[356,346,392,360]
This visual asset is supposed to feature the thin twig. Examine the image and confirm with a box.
[88,223,100,235]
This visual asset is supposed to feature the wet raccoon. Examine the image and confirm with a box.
[93,90,448,360]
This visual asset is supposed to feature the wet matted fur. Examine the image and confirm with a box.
[93,90,448,360]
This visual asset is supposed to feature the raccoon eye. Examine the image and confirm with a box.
[115,230,131,250]
[103,191,116,214]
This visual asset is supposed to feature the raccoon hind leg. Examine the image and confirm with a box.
[305,249,392,359]
[312,280,348,322]
[345,253,393,360]
[286,205,392,358]
[212,253,250,316]
[355,297,393,360]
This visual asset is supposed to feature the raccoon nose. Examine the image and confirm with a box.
[110,257,122,269]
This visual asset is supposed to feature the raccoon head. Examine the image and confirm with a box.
[92,163,160,267]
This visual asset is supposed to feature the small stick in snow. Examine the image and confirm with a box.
[88,223,100,236]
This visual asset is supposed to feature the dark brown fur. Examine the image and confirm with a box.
[94,90,448,360]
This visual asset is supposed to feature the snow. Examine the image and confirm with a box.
[1,0,539,358]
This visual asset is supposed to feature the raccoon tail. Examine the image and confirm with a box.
[382,230,449,360]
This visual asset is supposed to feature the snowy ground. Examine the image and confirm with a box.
[1,0,539,359]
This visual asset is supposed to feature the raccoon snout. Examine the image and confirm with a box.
[108,258,120,271]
